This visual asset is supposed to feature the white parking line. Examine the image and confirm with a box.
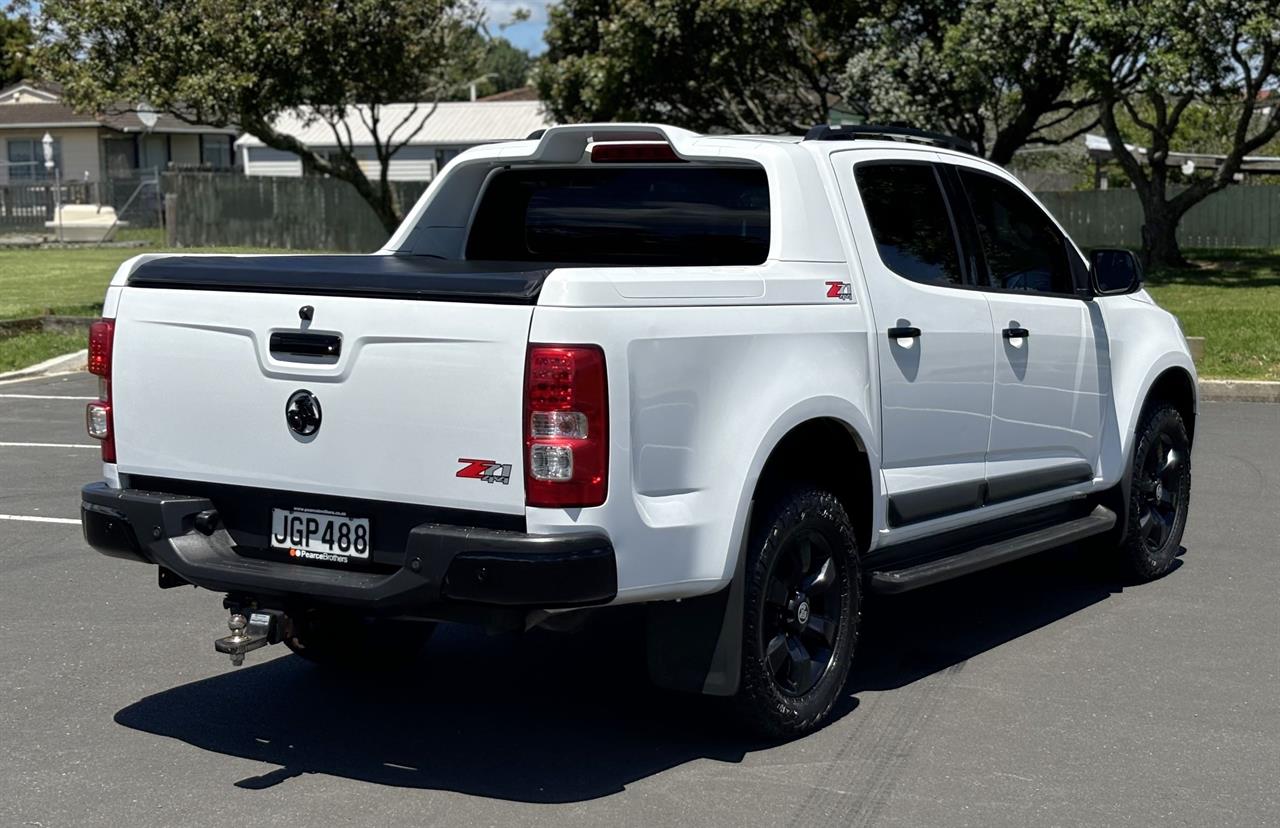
[0,442,98,449]
[0,371,86,387]
[0,394,96,400]
[0,514,80,525]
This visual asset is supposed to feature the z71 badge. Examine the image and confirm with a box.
[456,458,512,485]
[825,281,853,301]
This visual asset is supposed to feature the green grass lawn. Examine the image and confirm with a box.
[1,240,1277,379]
[0,331,88,373]
[0,239,281,374]
[1147,249,1280,381]
[0,238,280,320]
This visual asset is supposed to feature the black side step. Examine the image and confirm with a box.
[869,505,1116,594]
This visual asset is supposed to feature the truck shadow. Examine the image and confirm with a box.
[113,543,1181,803]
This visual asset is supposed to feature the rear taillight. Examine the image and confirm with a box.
[524,344,608,508]
[86,318,115,463]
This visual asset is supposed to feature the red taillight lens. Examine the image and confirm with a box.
[86,319,116,462]
[87,319,114,377]
[524,345,608,508]
[590,142,684,163]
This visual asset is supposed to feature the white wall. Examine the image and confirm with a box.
[0,128,102,184]
[243,145,441,180]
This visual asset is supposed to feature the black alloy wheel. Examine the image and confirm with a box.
[761,528,842,696]
[736,486,860,737]
[1120,402,1191,581]
[1135,430,1184,555]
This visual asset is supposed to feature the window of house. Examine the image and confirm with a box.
[434,148,462,174]
[201,134,233,169]
[6,137,61,180]
[139,134,168,171]
[854,162,964,287]
[958,169,1075,295]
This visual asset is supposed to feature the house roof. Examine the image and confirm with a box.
[0,102,99,128]
[477,86,540,102]
[1085,133,1280,175]
[234,100,551,149]
[0,79,236,134]
[0,79,66,103]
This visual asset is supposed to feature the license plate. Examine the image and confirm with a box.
[271,508,370,560]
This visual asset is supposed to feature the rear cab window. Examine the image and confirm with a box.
[465,167,770,266]
[853,162,965,287]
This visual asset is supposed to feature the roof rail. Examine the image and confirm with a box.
[803,124,978,155]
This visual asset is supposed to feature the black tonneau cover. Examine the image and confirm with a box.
[127,255,554,304]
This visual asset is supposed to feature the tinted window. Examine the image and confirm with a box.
[854,163,963,287]
[959,169,1074,295]
[466,167,769,265]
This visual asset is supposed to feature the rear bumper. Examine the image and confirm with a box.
[81,482,616,612]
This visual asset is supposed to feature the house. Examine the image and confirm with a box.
[0,80,239,184]
[235,98,551,181]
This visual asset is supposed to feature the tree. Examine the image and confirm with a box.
[535,0,864,134]
[0,14,31,88]
[840,0,1102,166]
[477,37,533,97]
[1086,0,1280,268]
[24,0,484,234]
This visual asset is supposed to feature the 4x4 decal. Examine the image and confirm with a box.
[456,458,512,485]
[825,281,853,301]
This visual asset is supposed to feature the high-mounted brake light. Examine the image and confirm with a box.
[524,345,608,508]
[85,318,116,463]
[590,141,684,163]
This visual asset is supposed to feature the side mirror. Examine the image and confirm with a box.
[1090,248,1143,295]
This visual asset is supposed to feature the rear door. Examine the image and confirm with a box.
[111,285,532,515]
[835,152,995,527]
[946,164,1104,499]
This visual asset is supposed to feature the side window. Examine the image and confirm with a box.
[854,163,963,287]
[958,169,1074,295]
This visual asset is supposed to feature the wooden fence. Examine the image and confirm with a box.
[1037,186,1280,250]
[166,172,1280,253]
[168,174,427,252]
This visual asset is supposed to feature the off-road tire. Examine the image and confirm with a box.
[1119,402,1191,581]
[735,486,860,738]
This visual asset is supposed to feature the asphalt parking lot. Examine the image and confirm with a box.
[1,370,1277,827]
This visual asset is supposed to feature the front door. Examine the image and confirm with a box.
[835,152,994,528]
[947,164,1105,500]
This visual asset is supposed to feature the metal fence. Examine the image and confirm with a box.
[0,181,97,234]
[0,172,167,235]
[167,173,428,252]
[164,171,1280,253]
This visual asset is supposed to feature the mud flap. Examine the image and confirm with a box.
[645,504,750,697]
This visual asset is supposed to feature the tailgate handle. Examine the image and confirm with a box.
[269,331,342,359]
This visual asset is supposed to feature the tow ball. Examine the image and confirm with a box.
[214,608,287,666]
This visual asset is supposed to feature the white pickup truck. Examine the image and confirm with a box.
[81,123,1196,736]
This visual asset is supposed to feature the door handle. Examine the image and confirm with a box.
[1002,327,1031,339]
[887,326,922,339]
[269,331,342,358]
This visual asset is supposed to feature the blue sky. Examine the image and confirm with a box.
[481,1,552,55]
[14,3,553,56]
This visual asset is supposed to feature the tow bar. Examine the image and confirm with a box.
[214,608,287,666]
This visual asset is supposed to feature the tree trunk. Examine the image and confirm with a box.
[241,116,404,235]
[368,181,402,236]
[1139,201,1192,271]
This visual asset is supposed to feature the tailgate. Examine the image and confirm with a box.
[111,286,532,515]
